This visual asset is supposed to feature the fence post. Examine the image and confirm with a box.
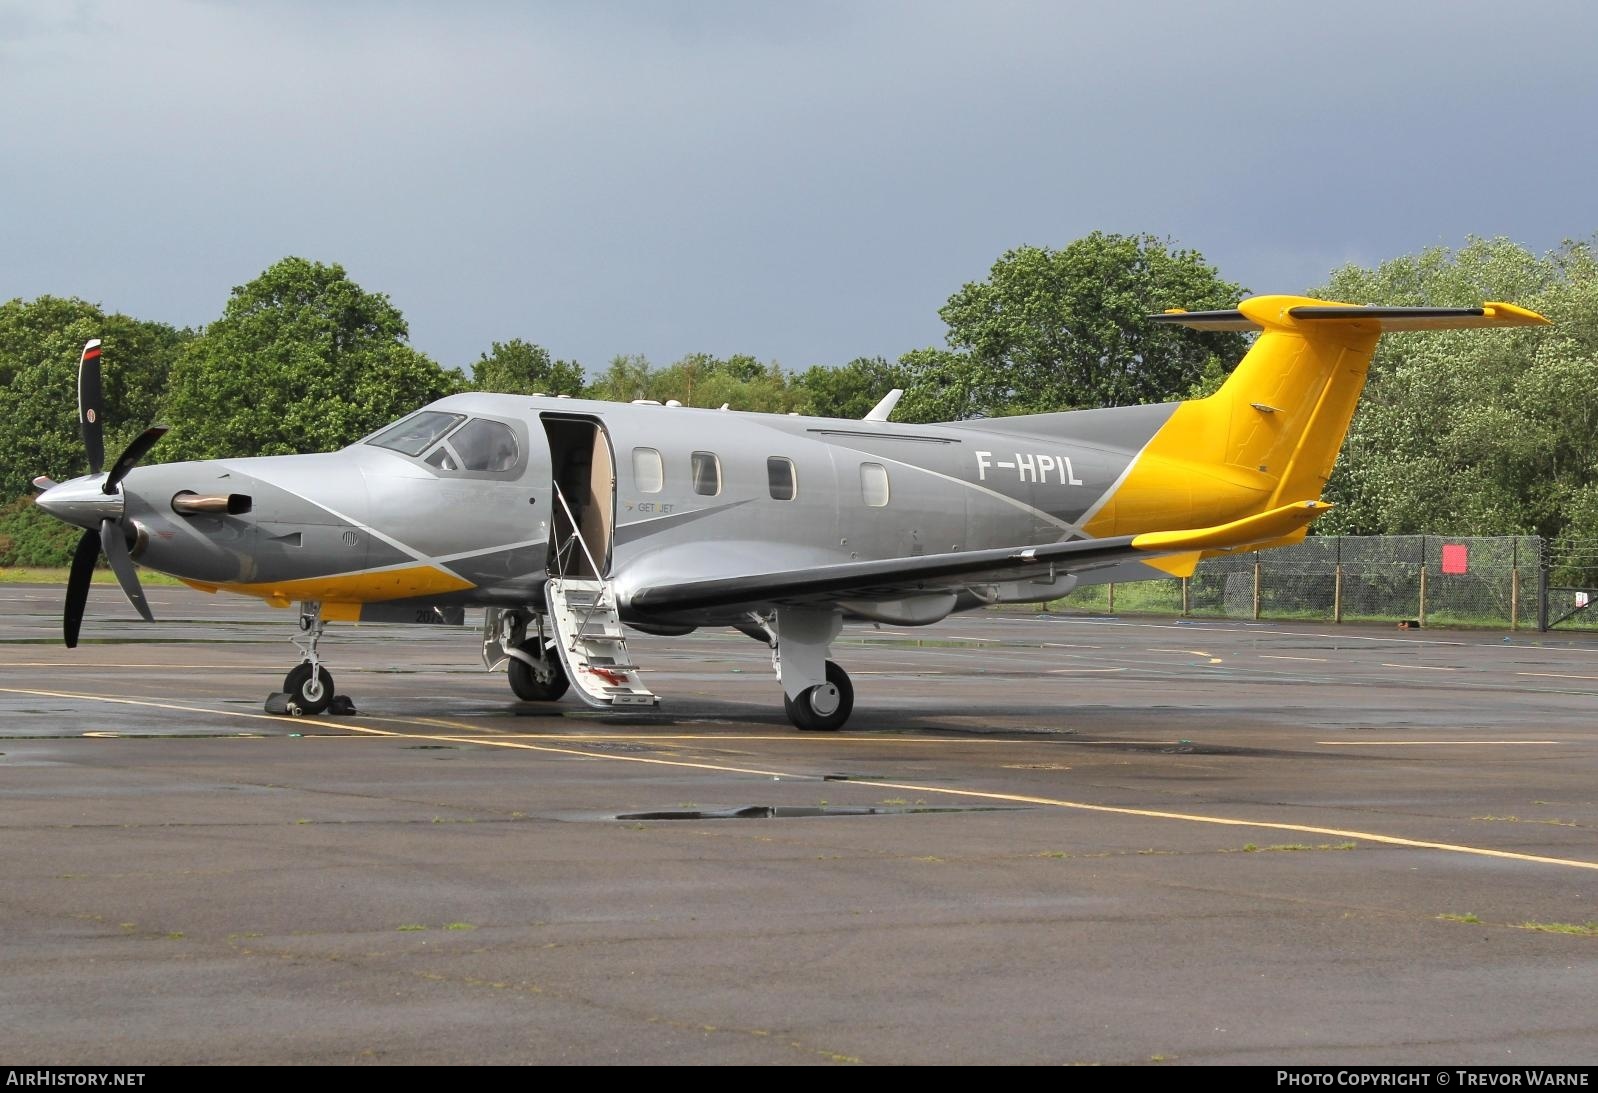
[1252,553,1261,621]
[1418,537,1427,628]
[1181,576,1190,617]
[1538,537,1550,632]
[1333,537,1343,624]
[1510,537,1519,632]
[1108,582,1115,614]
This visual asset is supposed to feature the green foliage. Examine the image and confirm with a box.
[0,296,189,497]
[586,354,653,403]
[794,356,908,419]
[0,494,83,567]
[160,258,463,461]
[930,232,1248,415]
[471,339,585,396]
[585,352,810,414]
[1315,237,1598,556]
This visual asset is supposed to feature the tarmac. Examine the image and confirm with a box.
[2,583,1597,1065]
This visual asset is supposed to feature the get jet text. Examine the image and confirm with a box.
[974,450,1084,486]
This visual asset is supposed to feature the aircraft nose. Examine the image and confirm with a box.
[34,475,124,530]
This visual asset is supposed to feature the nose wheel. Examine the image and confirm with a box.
[283,661,335,715]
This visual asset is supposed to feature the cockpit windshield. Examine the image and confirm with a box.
[365,411,465,456]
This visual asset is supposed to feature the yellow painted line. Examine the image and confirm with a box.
[0,662,280,670]
[1147,648,1223,664]
[1317,740,1560,746]
[0,687,1052,747]
[8,685,1598,874]
[1517,672,1598,682]
[1259,655,1328,663]
[1045,667,1127,675]
[1380,663,1457,672]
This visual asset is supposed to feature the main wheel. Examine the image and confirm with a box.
[508,642,570,701]
[783,660,853,732]
[283,661,335,716]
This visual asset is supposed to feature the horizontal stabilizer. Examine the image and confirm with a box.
[1132,500,1332,553]
[1153,301,1549,332]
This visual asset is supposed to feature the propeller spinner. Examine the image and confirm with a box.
[33,339,168,647]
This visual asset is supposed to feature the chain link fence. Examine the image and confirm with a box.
[1053,535,1593,631]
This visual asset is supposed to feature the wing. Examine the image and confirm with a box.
[625,500,1330,620]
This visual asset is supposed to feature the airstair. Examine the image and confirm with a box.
[544,484,658,708]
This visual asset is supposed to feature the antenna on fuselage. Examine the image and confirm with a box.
[864,388,903,422]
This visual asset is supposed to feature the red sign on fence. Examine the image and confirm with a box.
[1441,543,1468,575]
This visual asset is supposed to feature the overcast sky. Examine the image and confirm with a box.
[4,0,1595,375]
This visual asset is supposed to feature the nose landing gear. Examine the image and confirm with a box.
[266,602,353,717]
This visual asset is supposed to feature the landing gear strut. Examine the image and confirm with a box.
[282,601,336,715]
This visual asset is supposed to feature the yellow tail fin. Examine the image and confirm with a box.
[1082,296,1548,538]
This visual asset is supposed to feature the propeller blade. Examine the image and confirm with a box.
[103,425,169,494]
[78,339,105,476]
[100,517,154,623]
[64,526,101,648]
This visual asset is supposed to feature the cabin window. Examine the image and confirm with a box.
[448,418,520,472]
[860,462,890,507]
[691,451,721,496]
[424,446,459,471]
[767,456,797,501]
[632,447,664,493]
[366,411,465,456]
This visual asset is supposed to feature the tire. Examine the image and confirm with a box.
[508,643,570,702]
[783,660,853,732]
[283,662,335,716]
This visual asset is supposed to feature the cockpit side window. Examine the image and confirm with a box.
[446,418,520,472]
[365,411,465,456]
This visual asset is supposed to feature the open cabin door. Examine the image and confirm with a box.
[542,415,615,578]
[538,415,656,708]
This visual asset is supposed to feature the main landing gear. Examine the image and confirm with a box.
[761,607,855,732]
[783,660,854,732]
[490,608,570,703]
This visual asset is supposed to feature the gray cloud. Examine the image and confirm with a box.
[4,0,1594,377]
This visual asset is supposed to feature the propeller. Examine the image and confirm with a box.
[36,339,168,648]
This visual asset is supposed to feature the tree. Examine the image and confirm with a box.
[644,353,803,413]
[160,258,462,460]
[472,339,585,396]
[929,233,1248,415]
[795,356,909,419]
[0,295,189,498]
[1313,236,1598,551]
[586,354,653,403]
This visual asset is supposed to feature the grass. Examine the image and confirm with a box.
[1516,921,1598,937]
[1436,913,1481,924]
[1238,842,1357,853]
[0,566,185,587]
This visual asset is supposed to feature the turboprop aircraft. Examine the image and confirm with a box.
[32,294,1547,730]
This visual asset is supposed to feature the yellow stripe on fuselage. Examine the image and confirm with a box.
[179,564,476,614]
